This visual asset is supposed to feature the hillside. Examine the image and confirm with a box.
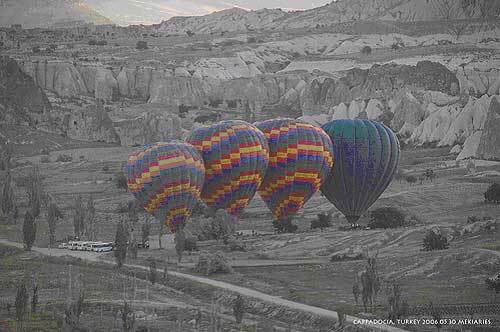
[0,0,112,28]
[157,0,500,34]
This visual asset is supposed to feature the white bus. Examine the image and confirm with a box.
[90,242,113,252]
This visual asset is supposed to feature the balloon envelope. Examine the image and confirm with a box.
[187,120,269,216]
[320,119,400,223]
[125,140,205,232]
[255,118,334,222]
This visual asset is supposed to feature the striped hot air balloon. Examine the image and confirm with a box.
[320,119,400,224]
[255,118,334,223]
[187,120,269,216]
[125,140,205,233]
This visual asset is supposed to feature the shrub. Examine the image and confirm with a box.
[88,39,97,45]
[226,237,246,252]
[272,219,297,233]
[233,295,245,324]
[185,232,198,252]
[311,212,332,230]
[369,207,406,229]
[484,183,500,204]
[186,30,195,37]
[423,230,449,251]
[467,215,481,224]
[194,251,233,275]
[135,41,148,50]
[405,175,417,185]
[192,209,235,241]
[56,154,72,162]
[485,276,500,294]
[96,40,107,46]
[115,173,128,190]
[361,46,372,55]
[32,46,40,53]
[40,155,50,163]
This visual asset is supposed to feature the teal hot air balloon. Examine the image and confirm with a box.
[320,119,400,224]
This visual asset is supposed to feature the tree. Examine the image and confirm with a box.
[85,196,96,240]
[352,281,360,304]
[1,171,14,217]
[22,211,36,251]
[141,222,150,247]
[311,212,332,230]
[15,280,28,325]
[423,230,449,251]
[129,237,138,259]
[360,256,380,312]
[484,183,500,204]
[47,200,64,247]
[148,258,157,285]
[405,175,417,185]
[387,283,408,321]
[175,229,186,263]
[127,201,138,224]
[115,172,128,190]
[233,295,245,324]
[31,283,39,314]
[424,169,437,182]
[114,222,129,268]
[26,165,43,218]
[369,207,406,229]
[272,218,298,233]
[135,40,148,50]
[73,196,85,239]
[163,256,169,280]
[121,301,136,332]
[361,46,372,56]
[64,287,85,332]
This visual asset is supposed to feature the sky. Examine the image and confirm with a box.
[85,0,333,26]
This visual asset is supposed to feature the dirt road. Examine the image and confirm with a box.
[0,239,408,332]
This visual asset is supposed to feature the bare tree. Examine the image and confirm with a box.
[26,165,44,218]
[22,211,36,251]
[73,196,85,239]
[47,199,64,247]
[148,258,157,285]
[85,196,96,241]
[175,229,186,263]
[121,301,136,332]
[15,280,28,327]
[360,256,380,312]
[1,171,14,217]
[141,221,150,247]
[31,282,39,314]
[114,222,129,268]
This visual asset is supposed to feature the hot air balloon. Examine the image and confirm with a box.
[320,119,400,224]
[125,140,205,233]
[187,120,269,216]
[255,118,334,224]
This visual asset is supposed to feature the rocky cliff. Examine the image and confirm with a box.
[0,56,51,127]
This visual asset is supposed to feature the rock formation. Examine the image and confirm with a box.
[0,56,51,126]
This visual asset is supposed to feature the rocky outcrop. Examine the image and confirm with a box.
[475,97,500,160]
[0,56,51,126]
[301,61,459,115]
[63,102,120,144]
[110,103,184,146]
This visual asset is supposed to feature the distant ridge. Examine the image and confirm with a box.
[156,0,500,33]
[0,0,112,28]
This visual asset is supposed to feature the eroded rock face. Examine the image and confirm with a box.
[0,56,51,126]
[476,97,500,160]
[110,103,184,146]
[64,102,120,144]
[300,61,459,115]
